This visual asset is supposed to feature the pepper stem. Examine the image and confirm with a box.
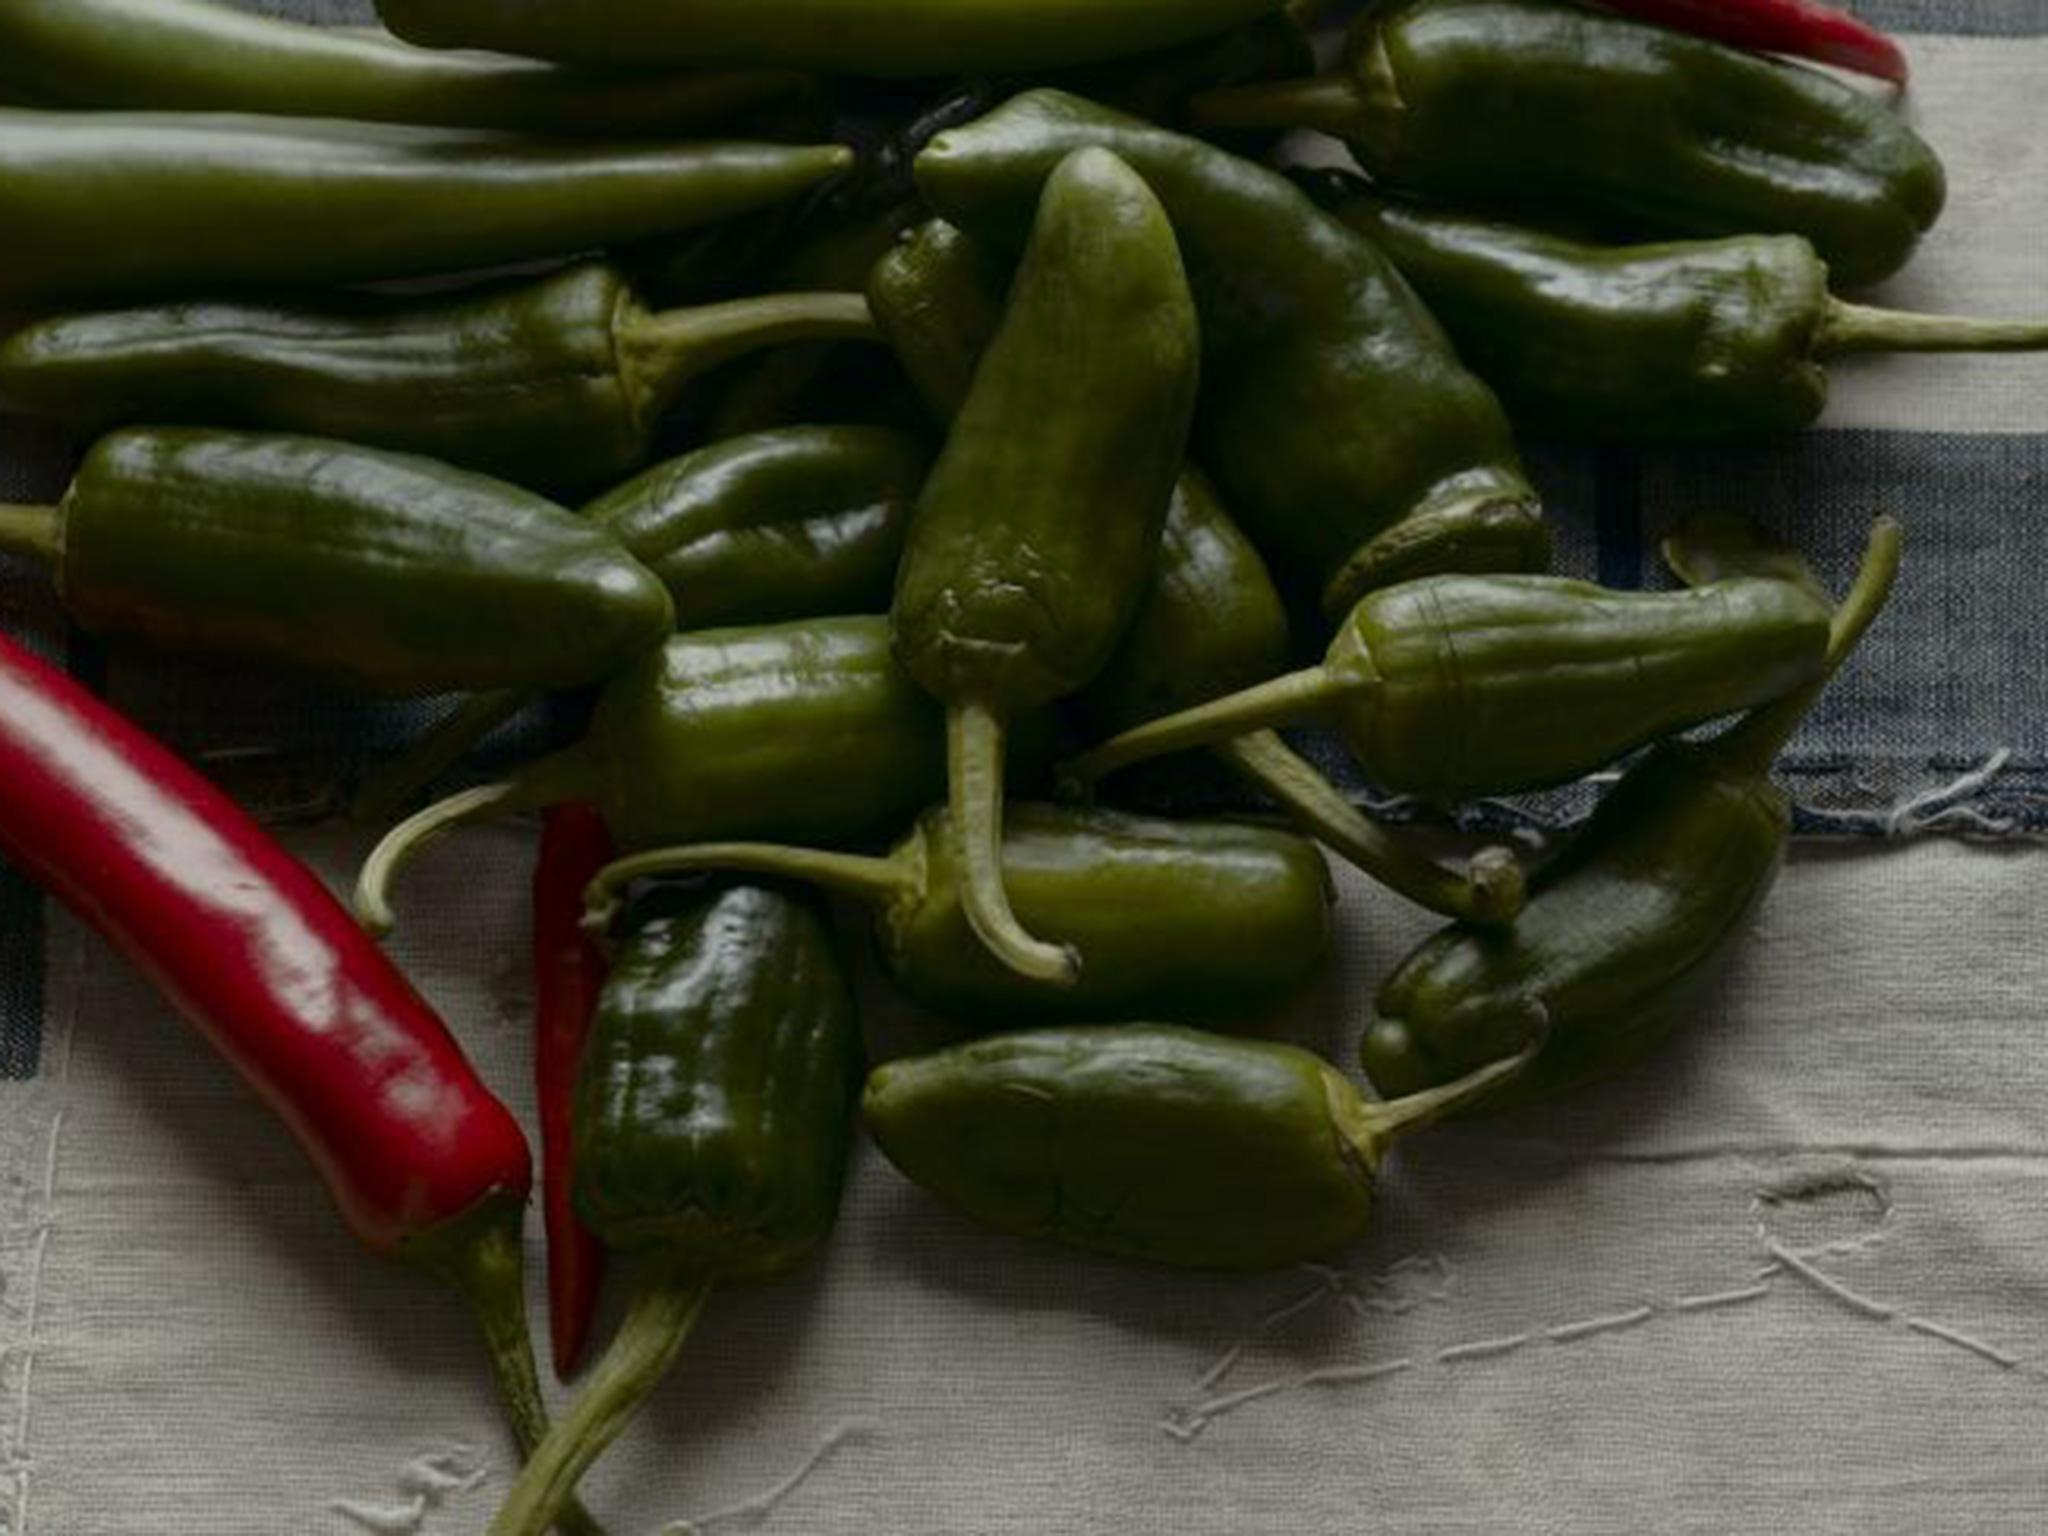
[1184,75,1366,138]
[349,688,530,824]
[1216,731,1525,925]
[354,780,525,937]
[1333,1021,1548,1171]
[582,842,914,936]
[949,702,1080,986]
[1817,299,2048,357]
[1061,666,1352,788]
[405,1195,610,1536]
[485,1268,713,1536]
[0,502,61,566]
[617,292,880,422]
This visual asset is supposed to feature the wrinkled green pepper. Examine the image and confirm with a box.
[1301,174,2048,442]
[1362,516,1902,1113]
[870,216,1520,924]
[584,803,1334,1028]
[863,1023,1535,1269]
[1192,0,1944,290]
[893,147,1197,984]
[0,428,672,696]
[353,616,956,933]
[1064,568,1833,805]
[489,882,860,1536]
[0,262,877,494]
[916,89,1547,618]
[0,0,820,135]
[0,108,851,306]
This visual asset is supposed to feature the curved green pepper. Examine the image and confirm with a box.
[489,882,860,1536]
[1361,516,1902,1114]
[1301,175,2048,442]
[353,616,953,933]
[916,89,1547,618]
[893,146,1198,983]
[0,108,850,306]
[0,0,819,135]
[584,803,1334,1028]
[1192,0,1944,290]
[1064,569,1833,806]
[863,1023,1535,1269]
[0,262,877,494]
[0,428,672,696]
[870,217,1520,924]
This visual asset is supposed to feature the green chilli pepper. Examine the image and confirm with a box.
[0,0,819,135]
[583,804,1334,1028]
[1192,0,1944,290]
[1300,175,2048,442]
[1361,515,1902,1114]
[350,424,931,821]
[1063,568,1833,806]
[0,108,850,306]
[893,147,1198,983]
[0,262,877,494]
[863,1023,1536,1269]
[488,882,860,1536]
[870,217,1520,924]
[0,428,672,696]
[352,616,952,934]
[916,89,1546,619]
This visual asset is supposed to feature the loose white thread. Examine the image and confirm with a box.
[1300,1359,1414,1389]
[1884,750,2014,837]
[330,1496,430,1536]
[331,1447,487,1535]
[1436,1333,1531,1364]
[1672,1284,1774,1313]
[1545,1306,1655,1344]
[1764,1240,1897,1320]
[1903,1317,2019,1370]
[663,1421,872,1534]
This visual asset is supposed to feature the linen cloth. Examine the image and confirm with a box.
[4,4,2048,1531]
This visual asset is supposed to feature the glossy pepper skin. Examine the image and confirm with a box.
[1192,0,1944,290]
[1303,175,2048,442]
[863,1024,1534,1269]
[0,108,852,306]
[894,146,1198,984]
[491,882,860,1536]
[0,0,818,135]
[0,263,877,495]
[584,804,1334,1028]
[916,90,1546,618]
[0,429,673,695]
[1362,517,1902,1114]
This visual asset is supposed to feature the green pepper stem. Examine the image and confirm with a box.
[949,703,1080,987]
[485,1268,713,1536]
[1817,299,2048,357]
[582,842,914,935]
[1335,1025,1547,1170]
[1061,666,1353,788]
[348,688,530,824]
[1216,731,1525,925]
[405,1195,610,1536]
[0,502,61,567]
[354,780,525,937]
[618,292,880,420]
[1184,74,1366,138]
[1712,517,1904,776]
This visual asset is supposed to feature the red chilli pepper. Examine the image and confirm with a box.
[0,632,603,1536]
[1591,0,1908,84]
[533,805,613,1379]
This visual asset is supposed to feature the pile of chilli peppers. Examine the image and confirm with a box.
[1,0,2022,1524]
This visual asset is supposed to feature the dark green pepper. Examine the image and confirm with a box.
[892,146,1198,983]
[583,803,1334,1028]
[0,108,852,306]
[1064,568,1833,806]
[870,217,1520,924]
[353,616,952,933]
[863,1022,1534,1269]
[1192,0,1944,290]
[489,881,860,1536]
[0,262,877,494]
[0,0,820,135]
[1361,516,1902,1114]
[916,89,1547,618]
[1301,175,2048,442]
[0,428,673,695]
